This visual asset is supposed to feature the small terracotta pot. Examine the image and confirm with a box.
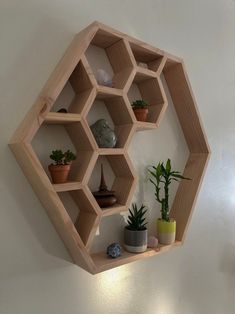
[133,108,149,122]
[48,164,71,184]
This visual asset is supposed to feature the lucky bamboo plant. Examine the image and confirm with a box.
[148,159,190,222]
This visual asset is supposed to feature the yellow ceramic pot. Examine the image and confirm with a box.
[157,219,176,245]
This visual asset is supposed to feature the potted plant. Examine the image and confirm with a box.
[48,149,76,184]
[132,100,149,122]
[124,203,148,253]
[148,159,190,245]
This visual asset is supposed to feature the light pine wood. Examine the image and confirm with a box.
[163,61,210,153]
[70,187,101,250]
[97,148,125,155]
[9,142,96,272]
[9,21,210,274]
[44,112,81,124]
[92,241,182,274]
[101,204,127,217]
[170,153,210,241]
[134,66,157,82]
[53,181,82,192]
[96,86,123,98]
[132,75,168,126]
[106,39,134,89]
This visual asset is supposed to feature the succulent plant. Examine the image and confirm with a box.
[126,203,147,231]
[132,100,149,109]
[50,149,76,165]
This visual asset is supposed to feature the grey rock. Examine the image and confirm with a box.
[90,119,117,148]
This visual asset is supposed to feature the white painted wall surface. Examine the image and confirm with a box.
[0,0,235,313]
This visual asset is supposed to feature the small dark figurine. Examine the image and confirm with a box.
[57,108,68,113]
[106,243,121,258]
[90,119,117,148]
[93,164,117,208]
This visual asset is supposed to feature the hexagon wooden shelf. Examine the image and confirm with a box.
[9,21,210,274]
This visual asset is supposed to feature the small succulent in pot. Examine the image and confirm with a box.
[148,158,190,245]
[48,149,76,184]
[124,203,148,253]
[132,100,149,122]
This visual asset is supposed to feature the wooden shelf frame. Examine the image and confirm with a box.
[9,21,210,274]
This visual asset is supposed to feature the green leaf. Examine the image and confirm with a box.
[127,203,148,230]
[171,173,191,180]
[166,159,171,174]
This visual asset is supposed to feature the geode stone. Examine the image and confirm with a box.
[90,119,117,148]
[106,243,121,258]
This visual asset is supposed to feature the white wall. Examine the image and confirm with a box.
[0,1,235,313]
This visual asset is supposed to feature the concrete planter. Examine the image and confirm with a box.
[124,227,148,253]
[157,219,176,245]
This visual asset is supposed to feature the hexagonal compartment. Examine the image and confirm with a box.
[129,42,164,72]
[57,187,100,248]
[128,71,166,126]
[50,57,94,116]
[32,120,96,183]
[86,92,135,149]
[88,153,136,214]
[85,34,134,89]
[90,214,125,254]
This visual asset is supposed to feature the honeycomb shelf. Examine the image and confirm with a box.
[9,21,210,274]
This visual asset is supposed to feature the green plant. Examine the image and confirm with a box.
[148,159,190,222]
[132,100,149,109]
[50,149,76,165]
[126,203,147,231]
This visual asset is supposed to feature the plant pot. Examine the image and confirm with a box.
[157,219,176,245]
[48,164,71,184]
[133,108,149,122]
[124,227,147,253]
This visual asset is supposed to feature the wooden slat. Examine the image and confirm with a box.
[91,28,122,48]
[44,112,81,124]
[92,241,182,273]
[97,148,125,155]
[71,186,102,251]
[53,181,82,192]
[106,39,134,73]
[170,153,210,241]
[101,204,127,216]
[96,86,123,98]
[163,62,210,153]
[134,67,157,83]
[135,121,157,131]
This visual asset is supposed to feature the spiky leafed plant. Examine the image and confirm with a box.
[126,203,147,231]
[148,159,190,222]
